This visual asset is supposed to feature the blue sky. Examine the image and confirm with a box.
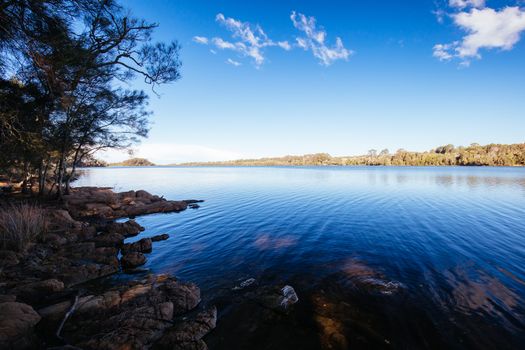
[103,0,525,163]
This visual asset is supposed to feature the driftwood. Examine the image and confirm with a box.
[56,294,80,340]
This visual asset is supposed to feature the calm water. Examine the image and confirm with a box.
[76,166,525,349]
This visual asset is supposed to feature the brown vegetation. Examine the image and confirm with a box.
[0,203,46,251]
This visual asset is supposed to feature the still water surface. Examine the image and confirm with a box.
[76,166,525,349]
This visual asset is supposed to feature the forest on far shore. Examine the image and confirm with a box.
[174,142,525,167]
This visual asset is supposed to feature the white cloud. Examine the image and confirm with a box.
[97,143,245,164]
[277,41,292,50]
[192,36,209,44]
[449,0,485,10]
[290,11,353,66]
[199,13,291,67]
[435,6,525,65]
[226,58,242,66]
[212,37,237,50]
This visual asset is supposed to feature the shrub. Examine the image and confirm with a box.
[0,203,46,251]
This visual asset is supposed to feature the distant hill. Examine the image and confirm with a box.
[109,158,156,167]
[177,143,525,167]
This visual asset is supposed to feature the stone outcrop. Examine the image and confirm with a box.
[37,275,213,350]
[121,237,152,254]
[0,187,213,349]
[63,187,188,219]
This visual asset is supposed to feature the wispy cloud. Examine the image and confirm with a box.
[226,58,242,66]
[192,36,209,44]
[434,2,525,66]
[448,0,485,10]
[194,12,351,67]
[194,14,291,67]
[290,11,353,66]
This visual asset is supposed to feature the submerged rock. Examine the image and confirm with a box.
[151,233,169,242]
[232,278,257,290]
[155,306,217,349]
[280,285,299,309]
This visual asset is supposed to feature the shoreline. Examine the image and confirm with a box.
[0,187,214,349]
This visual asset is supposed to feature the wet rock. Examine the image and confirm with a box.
[252,285,299,312]
[121,238,152,254]
[160,279,201,314]
[182,200,204,205]
[57,277,203,350]
[233,278,257,290]
[280,285,299,309]
[121,252,147,268]
[155,306,217,348]
[151,233,169,242]
[0,302,41,349]
[188,204,200,209]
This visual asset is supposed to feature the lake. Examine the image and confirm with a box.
[76,166,525,349]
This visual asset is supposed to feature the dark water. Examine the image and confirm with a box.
[76,166,525,349]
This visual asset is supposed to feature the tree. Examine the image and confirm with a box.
[0,0,182,197]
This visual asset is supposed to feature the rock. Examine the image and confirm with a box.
[91,232,124,247]
[0,250,20,267]
[160,279,201,314]
[105,219,144,238]
[0,302,41,349]
[188,204,200,209]
[182,200,204,204]
[151,233,169,242]
[121,238,152,254]
[136,190,154,199]
[121,252,147,268]
[0,295,16,302]
[10,279,64,304]
[233,278,257,290]
[252,285,299,312]
[280,285,299,309]
[45,209,81,231]
[155,306,217,348]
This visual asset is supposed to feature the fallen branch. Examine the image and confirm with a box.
[56,293,80,340]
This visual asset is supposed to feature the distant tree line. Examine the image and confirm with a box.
[109,158,155,167]
[0,0,181,197]
[179,143,525,167]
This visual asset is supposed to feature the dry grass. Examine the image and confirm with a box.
[0,203,46,251]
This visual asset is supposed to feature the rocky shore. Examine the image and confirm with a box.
[0,187,214,350]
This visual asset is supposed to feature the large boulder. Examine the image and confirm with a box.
[0,302,41,349]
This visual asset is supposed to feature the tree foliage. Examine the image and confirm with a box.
[179,143,525,167]
[0,0,181,196]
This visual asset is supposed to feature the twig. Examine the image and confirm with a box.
[56,293,80,340]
